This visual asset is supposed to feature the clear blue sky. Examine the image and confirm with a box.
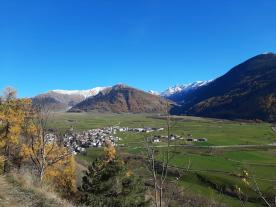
[1,0,276,97]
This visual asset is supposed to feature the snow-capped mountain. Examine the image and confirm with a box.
[69,84,169,113]
[148,90,160,96]
[32,82,211,112]
[171,53,276,122]
[51,86,109,98]
[32,86,110,111]
[161,81,212,97]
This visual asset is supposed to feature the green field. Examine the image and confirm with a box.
[50,112,276,207]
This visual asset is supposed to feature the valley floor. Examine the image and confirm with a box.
[50,112,276,207]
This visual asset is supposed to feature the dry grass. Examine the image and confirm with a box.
[0,156,5,175]
[0,169,76,207]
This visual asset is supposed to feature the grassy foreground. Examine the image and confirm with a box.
[0,174,73,207]
[50,112,276,207]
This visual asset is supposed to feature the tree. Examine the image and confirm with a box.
[0,87,32,172]
[145,115,171,207]
[0,87,76,197]
[21,105,74,184]
[44,152,76,198]
[236,168,275,207]
[79,142,148,207]
[145,102,187,207]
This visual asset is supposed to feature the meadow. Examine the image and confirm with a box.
[50,112,276,207]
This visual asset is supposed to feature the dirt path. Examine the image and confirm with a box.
[0,176,16,207]
[0,176,55,207]
[0,175,37,207]
[130,143,276,150]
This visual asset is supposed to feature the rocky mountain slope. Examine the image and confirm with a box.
[69,84,171,113]
[51,87,108,98]
[171,53,276,122]
[32,87,108,111]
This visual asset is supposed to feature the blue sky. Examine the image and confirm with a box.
[1,0,276,97]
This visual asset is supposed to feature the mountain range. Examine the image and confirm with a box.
[68,84,170,113]
[32,81,206,112]
[32,87,108,111]
[160,81,212,97]
[161,80,212,103]
[171,53,276,121]
[32,53,276,121]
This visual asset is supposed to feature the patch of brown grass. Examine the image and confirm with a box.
[8,169,76,207]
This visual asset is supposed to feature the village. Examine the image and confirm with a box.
[62,126,166,154]
[46,126,208,154]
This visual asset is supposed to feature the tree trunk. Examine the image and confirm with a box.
[39,166,45,184]
[159,187,163,207]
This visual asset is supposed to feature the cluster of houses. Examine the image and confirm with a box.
[116,127,164,133]
[63,127,121,154]
[61,126,165,154]
[149,134,208,143]
[45,126,208,155]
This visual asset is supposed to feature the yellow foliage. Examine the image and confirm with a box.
[0,88,32,165]
[104,142,116,162]
[0,96,31,148]
[20,144,33,160]
[0,155,5,174]
[126,170,133,177]
[0,139,4,149]
[235,185,242,194]
[242,178,250,186]
[0,87,76,196]
[44,153,77,197]
[22,134,77,196]
[21,126,77,197]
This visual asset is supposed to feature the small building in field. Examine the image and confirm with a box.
[153,138,160,143]
[198,138,208,142]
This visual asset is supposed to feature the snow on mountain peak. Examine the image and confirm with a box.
[262,52,274,55]
[161,80,212,97]
[148,90,160,95]
[48,81,211,99]
[51,86,109,98]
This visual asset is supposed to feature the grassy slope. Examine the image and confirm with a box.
[51,112,276,207]
[0,175,73,207]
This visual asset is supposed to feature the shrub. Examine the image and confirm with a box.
[78,144,148,207]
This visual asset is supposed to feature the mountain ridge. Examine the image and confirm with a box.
[51,86,109,98]
[31,53,276,121]
[171,53,276,121]
[68,84,172,113]
[161,80,212,97]
[32,86,109,111]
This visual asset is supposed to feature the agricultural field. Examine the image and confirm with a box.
[50,112,276,207]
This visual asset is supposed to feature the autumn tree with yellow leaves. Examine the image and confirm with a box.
[20,104,76,196]
[0,87,32,172]
[0,87,76,197]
